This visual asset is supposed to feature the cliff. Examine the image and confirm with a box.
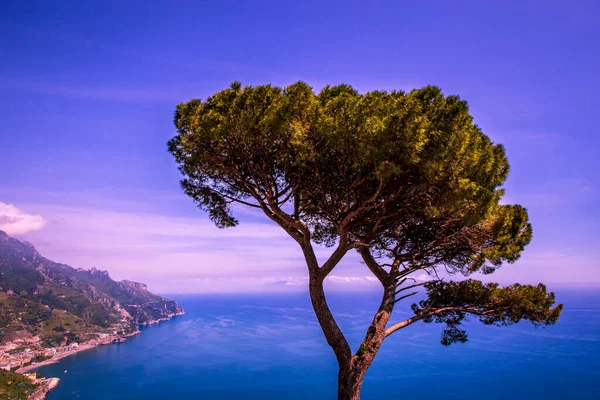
[0,230,183,347]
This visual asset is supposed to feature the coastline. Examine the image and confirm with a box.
[16,343,98,374]
[14,311,184,398]
[140,311,186,326]
[15,315,181,374]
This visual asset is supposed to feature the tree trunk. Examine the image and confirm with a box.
[337,363,367,400]
[337,280,396,399]
[304,247,397,400]
[308,273,352,366]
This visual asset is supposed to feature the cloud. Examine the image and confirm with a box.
[327,275,365,284]
[261,276,308,286]
[8,201,317,292]
[20,194,589,293]
[0,202,46,235]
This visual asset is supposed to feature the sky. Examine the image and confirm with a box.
[0,0,598,293]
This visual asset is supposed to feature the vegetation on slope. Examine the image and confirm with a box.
[0,370,39,400]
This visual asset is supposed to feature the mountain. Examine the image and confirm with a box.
[0,230,183,349]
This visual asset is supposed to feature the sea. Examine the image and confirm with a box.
[34,288,599,399]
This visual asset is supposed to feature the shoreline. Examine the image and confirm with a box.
[16,343,97,374]
[16,312,184,375]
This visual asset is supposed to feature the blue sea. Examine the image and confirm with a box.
[35,289,599,399]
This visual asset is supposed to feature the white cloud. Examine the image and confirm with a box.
[326,275,364,284]
[260,276,308,286]
[0,202,46,235]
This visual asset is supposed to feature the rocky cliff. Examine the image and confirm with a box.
[0,230,183,345]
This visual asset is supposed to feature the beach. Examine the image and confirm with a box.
[16,344,97,374]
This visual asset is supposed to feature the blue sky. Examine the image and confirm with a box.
[0,0,598,292]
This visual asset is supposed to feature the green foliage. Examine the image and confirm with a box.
[0,231,182,342]
[357,342,368,356]
[0,256,45,294]
[413,280,563,345]
[169,82,532,275]
[168,82,561,353]
[0,370,39,400]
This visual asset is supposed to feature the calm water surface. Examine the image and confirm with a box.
[36,289,600,399]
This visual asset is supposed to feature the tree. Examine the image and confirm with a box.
[168,82,562,399]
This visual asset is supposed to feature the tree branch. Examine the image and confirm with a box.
[385,306,495,337]
[358,247,389,283]
[320,227,352,277]
[394,282,427,296]
[219,192,263,208]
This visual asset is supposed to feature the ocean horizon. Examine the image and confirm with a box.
[34,287,599,399]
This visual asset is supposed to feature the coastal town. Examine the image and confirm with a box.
[0,230,185,399]
[0,312,185,399]
[0,330,132,372]
[0,324,139,399]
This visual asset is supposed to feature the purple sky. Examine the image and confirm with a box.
[0,1,598,293]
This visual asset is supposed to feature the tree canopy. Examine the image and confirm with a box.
[169,81,562,399]
[169,82,531,272]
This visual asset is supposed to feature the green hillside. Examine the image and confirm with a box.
[0,230,183,347]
